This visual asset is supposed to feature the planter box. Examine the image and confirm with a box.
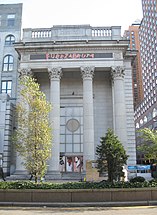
[0,188,157,203]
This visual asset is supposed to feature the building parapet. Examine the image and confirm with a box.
[22,25,122,42]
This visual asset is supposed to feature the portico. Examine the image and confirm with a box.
[12,25,136,179]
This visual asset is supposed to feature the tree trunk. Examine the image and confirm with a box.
[34,173,38,183]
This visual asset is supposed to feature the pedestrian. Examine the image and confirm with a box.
[0,155,6,181]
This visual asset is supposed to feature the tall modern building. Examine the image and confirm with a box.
[124,20,144,109]
[0,4,22,175]
[135,0,157,164]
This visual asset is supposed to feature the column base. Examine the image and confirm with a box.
[7,170,30,180]
[45,171,61,180]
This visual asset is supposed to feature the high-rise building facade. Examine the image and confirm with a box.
[124,20,144,109]
[135,0,157,164]
[0,4,22,175]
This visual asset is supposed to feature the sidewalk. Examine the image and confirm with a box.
[1,206,157,215]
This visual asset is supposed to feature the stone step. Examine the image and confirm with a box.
[61,172,84,180]
[6,172,85,182]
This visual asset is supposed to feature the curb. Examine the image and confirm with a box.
[0,201,157,207]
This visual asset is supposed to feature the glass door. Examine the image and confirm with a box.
[60,155,83,173]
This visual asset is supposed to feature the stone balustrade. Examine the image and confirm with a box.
[91,27,112,37]
[32,29,52,38]
[22,25,122,42]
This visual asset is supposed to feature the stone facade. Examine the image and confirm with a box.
[0,17,137,179]
[11,25,136,179]
[0,4,22,176]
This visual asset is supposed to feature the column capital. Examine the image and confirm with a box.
[48,67,62,80]
[111,66,125,79]
[80,66,95,79]
[18,68,33,77]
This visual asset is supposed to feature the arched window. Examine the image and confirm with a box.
[136,123,139,129]
[5,35,15,45]
[3,55,14,71]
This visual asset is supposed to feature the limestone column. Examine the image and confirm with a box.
[48,67,62,179]
[111,66,127,151]
[15,68,32,177]
[81,66,95,170]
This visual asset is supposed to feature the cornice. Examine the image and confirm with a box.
[16,46,127,54]
[15,41,128,52]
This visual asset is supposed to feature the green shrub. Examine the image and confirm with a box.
[0,179,156,190]
[152,171,157,178]
[130,176,146,183]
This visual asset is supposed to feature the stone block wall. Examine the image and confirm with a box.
[0,94,14,175]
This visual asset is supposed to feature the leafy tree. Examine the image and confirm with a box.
[12,75,52,183]
[96,128,128,183]
[138,128,157,161]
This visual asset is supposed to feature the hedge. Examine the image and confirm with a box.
[0,179,157,190]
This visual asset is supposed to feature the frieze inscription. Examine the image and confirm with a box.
[30,53,113,60]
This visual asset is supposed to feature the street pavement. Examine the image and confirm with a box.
[0,206,157,215]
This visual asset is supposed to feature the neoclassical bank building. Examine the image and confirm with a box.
[2,25,137,179]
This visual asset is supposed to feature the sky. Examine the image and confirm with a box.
[0,0,143,33]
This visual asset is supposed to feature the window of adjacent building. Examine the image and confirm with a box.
[7,14,15,27]
[3,55,14,71]
[144,116,148,123]
[5,35,15,45]
[153,108,157,118]
[132,44,136,50]
[147,112,152,121]
[140,119,143,126]
[1,81,12,96]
